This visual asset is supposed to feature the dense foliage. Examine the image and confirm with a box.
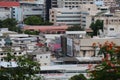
[69,74,87,80]
[24,16,53,25]
[0,18,21,33]
[89,41,120,80]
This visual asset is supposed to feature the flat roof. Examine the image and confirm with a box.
[40,65,88,71]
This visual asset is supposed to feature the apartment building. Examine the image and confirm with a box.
[49,8,81,25]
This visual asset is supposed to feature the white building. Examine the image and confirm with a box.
[18,0,45,22]
[50,8,81,25]
[0,7,11,20]
[0,1,45,22]
[65,31,86,39]
[31,48,51,66]
[0,2,20,20]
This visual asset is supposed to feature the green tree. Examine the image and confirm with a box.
[67,25,84,31]
[69,74,87,80]
[42,21,53,25]
[0,51,41,80]
[24,16,43,25]
[24,30,39,35]
[90,20,103,36]
[2,18,17,31]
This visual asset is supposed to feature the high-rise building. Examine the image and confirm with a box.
[45,0,51,21]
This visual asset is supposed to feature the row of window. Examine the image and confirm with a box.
[61,12,81,14]
[56,16,81,18]
[0,52,22,55]
[39,56,49,59]
[64,2,93,4]
[56,20,80,22]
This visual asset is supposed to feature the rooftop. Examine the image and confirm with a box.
[0,2,20,7]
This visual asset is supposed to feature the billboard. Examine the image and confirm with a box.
[67,37,73,56]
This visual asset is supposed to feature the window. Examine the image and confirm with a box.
[19,52,21,54]
[14,53,17,55]
[88,8,90,10]
[44,63,47,65]
[110,28,114,31]
[46,56,48,58]
[1,53,3,55]
[1,58,3,61]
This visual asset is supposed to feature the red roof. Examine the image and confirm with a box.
[23,25,69,32]
[0,2,20,7]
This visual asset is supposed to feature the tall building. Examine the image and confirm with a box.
[45,0,51,21]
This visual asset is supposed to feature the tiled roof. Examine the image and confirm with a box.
[0,2,20,7]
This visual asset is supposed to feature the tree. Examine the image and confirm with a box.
[89,41,120,80]
[0,18,22,33]
[0,51,41,80]
[90,20,103,36]
[24,30,39,35]
[67,25,84,31]
[69,74,87,80]
[42,21,53,25]
[2,18,17,31]
[0,20,3,28]
[24,16,43,25]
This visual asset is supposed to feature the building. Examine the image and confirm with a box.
[0,1,20,20]
[80,4,100,29]
[30,48,51,66]
[49,8,81,25]
[23,25,69,34]
[103,0,117,7]
[57,0,94,8]
[45,0,51,21]
[51,0,57,8]
[93,9,120,37]
[19,0,45,21]
[66,31,86,39]
[56,0,117,8]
